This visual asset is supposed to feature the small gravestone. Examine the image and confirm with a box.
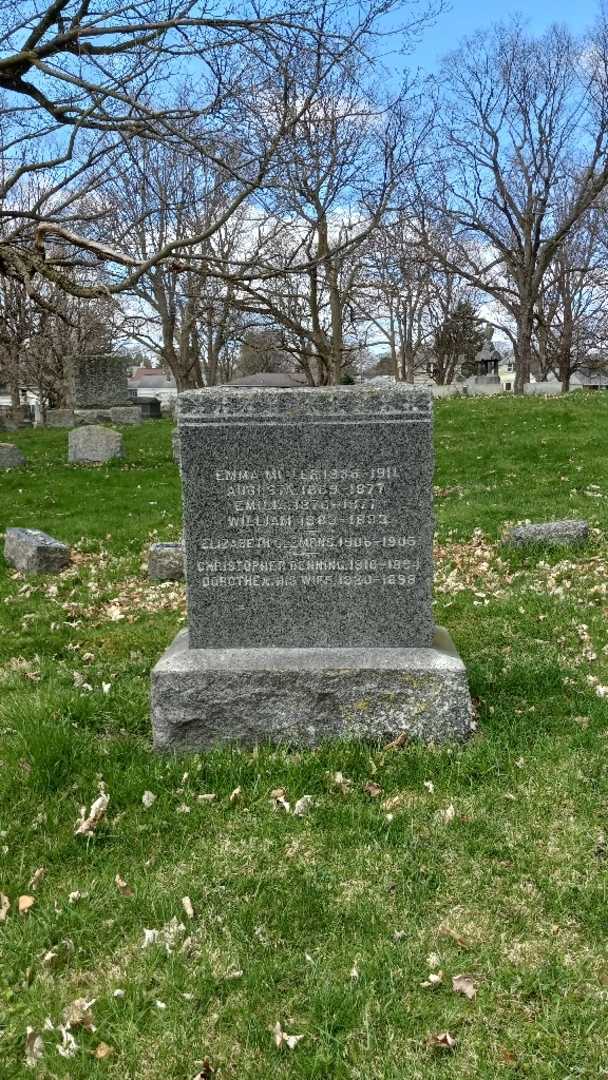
[45,409,76,428]
[148,542,184,581]
[0,443,26,469]
[151,385,473,750]
[109,406,142,425]
[68,425,124,464]
[503,519,589,547]
[140,398,162,420]
[4,527,71,573]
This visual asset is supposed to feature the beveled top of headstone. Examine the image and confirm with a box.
[178,384,434,649]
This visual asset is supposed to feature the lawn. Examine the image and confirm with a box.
[1,393,607,1079]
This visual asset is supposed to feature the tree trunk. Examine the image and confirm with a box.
[514,305,534,394]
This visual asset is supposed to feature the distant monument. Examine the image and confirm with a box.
[151,384,473,750]
[469,326,501,384]
[66,354,141,424]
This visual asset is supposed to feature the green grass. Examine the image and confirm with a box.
[1,395,607,1079]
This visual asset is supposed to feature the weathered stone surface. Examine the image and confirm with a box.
[178,385,434,649]
[68,425,124,464]
[171,428,181,468]
[45,409,76,428]
[109,406,142,425]
[148,541,184,581]
[0,443,26,469]
[503,519,589,547]
[69,354,130,409]
[4,527,70,573]
[152,626,473,749]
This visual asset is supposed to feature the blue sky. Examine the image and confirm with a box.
[410,0,601,70]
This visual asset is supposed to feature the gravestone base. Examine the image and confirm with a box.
[151,626,473,750]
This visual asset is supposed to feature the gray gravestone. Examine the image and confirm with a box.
[4,527,70,573]
[45,409,76,428]
[151,385,472,748]
[70,354,130,409]
[148,541,185,581]
[0,443,26,469]
[503,519,589,547]
[68,425,124,464]
[140,398,162,419]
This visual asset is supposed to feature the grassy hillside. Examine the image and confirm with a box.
[0,393,607,1079]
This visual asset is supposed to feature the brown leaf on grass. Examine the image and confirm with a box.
[94,1042,113,1060]
[384,731,409,750]
[363,781,382,798]
[270,789,291,813]
[439,803,455,825]
[25,1027,44,1067]
[63,997,96,1030]
[452,974,477,1000]
[438,925,470,949]
[192,1061,215,1079]
[0,893,10,922]
[427,1031,456,1051]
[197,793,216,803]
[332,771,353,794]
[115,874,134,898]
[293,795,314,817]
[421,971,443,989]
[29,867,46,890]
[229,786,241,803]
[272,1021,304,1050]
[18,895,35,915]
[182,896,195,919]
[74,793,109,837]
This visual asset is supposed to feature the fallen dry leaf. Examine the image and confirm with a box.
[438,925,470,949]
[333,771,353,794]
[29,867,46,890]
[197,793,216,803]
[423,780,434,794]
[229,786,242,803]
[18,895,35,915]
[115,874,134,898]
[63,997,96,1030]
[182,896,195,919]
[272,1021,304,1050]
[0,893,10,922]
[440,803,455,825]
[270,788,291,813]
[293,795,314,817]
[56,1025,78,1058]
[94,1042,113,1060]
[142,790,157,809]
[74,793,109,837]
[192,1061,215,1079]
[452,974,477,1000]
[25,1027,44,1068]
[421,971,443,989]
[427,1031,456,1052]
[363,781,382,798]
[384,731,410,750]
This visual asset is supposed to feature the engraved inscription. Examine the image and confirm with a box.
[195,464,422,589]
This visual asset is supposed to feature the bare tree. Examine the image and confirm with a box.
[419,17,608,392]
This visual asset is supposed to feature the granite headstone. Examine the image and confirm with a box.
[4,527,70,573]
[70,354,130,410]
[0,443,26,469]
[68,425,124,464]
[151,385,472,748]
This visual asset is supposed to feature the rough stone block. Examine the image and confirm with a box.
[148,542,185,581]
[68,425,124,464]
[503,519,589,547]
[4,527,70,573]
[109,406,142,425]
[45,409,75,428]
[151,626,473,749]
[0,443,26,469]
